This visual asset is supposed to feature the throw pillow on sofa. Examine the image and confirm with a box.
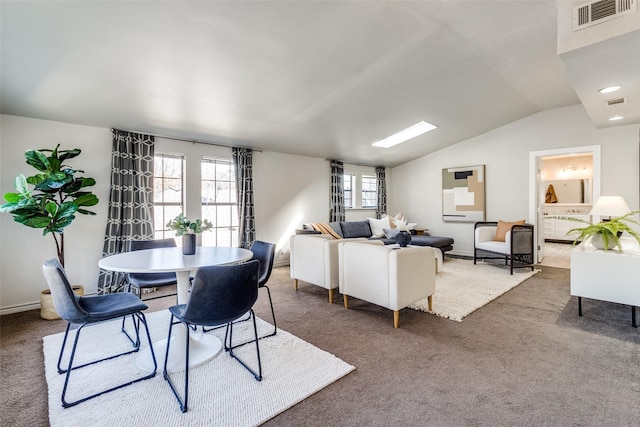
[494,219,525,242]
[383,228,399,239]
[368,216,391,238]
[341,220,373,238]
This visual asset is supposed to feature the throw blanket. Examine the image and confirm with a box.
[310,223,342,239]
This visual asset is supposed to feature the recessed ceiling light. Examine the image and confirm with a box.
[372,121,437,148]
[609,116,624,121]
[599,85,621,94]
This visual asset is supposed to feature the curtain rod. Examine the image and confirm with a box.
[123,129,262,153]
[327,159,386,169]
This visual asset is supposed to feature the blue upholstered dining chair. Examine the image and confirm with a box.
[126,238,178,300]
[42,258,157,408]
[198,240,277,340]
[249,240,277,338]
[163,260,262,413]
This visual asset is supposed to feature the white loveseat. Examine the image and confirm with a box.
[338,241,436,328]
[289,234,371,303]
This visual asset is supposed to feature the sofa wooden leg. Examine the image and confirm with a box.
[328,288,334,303]
[343,294,349,309]
[294,279,298,291]
[428,295,433,312]
[393,310,400,329]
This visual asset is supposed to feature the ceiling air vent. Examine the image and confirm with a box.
[573,0,637,31]
[604,97,627,106]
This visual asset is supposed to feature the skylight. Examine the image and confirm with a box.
[372,121,437,148]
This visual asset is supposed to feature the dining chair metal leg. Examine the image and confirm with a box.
[58,312,157,408]
[163,316,189,413]
[227,309,263,381]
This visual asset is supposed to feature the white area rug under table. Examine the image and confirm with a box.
[410,258,539,322]
[43,310,355,427]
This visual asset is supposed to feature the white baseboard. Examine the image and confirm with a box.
[1,301,40,316]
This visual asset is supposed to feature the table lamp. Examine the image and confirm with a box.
[589,196,631,221]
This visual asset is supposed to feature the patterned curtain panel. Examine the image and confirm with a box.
[376,166,387,219]
[97,129,155,294]
[233,147,255,249]
[329,160,345,222]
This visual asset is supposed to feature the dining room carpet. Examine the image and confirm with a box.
[43,310,355,427]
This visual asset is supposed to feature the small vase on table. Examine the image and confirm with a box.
[182,234,196,255]
[395,230,412,248]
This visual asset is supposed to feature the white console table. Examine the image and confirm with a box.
[570,237,640,327]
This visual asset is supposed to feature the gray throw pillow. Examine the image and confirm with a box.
[384,228,399,239]
[340,220,372,238]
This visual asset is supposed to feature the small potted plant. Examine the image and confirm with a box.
[556,210,640,251]
[166,214,213,254]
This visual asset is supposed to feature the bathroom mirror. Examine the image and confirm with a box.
[544,178,591,204]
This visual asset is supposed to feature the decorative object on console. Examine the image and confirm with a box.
[166,214,213,255]
[393,218,417,247]
[395,231,412,247]
[556,196,640,251]
[442,165,485,223]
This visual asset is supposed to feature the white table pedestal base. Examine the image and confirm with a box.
[137,324,223,373]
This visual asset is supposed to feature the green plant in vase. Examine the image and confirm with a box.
[166,214,213,254]
[0,145,99,266]
[556,210,640,251]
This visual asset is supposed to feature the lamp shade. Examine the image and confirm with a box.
[589,196,631,217]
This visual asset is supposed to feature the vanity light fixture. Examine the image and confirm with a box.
[608,116,624,121]
[598,85,621,94]
[372,121,437,148]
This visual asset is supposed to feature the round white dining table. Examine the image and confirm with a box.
[98,246,253,372]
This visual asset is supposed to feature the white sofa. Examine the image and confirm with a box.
[289,234,370,303]
[338,241,436,328]
[473,221,535,274]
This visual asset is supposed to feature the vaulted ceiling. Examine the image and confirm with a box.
[1,1,638,167]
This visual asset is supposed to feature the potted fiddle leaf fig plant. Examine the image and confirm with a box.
[166,213,213,255]
[556,211,640,251]
[0,144,99,267]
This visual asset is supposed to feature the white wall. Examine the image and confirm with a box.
[1,115,330,314]
[2,105,638,313]
[389,105,640,257]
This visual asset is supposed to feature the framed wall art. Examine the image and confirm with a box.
[442,165,485,222]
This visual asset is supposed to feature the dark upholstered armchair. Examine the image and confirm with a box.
[473,221,535,274]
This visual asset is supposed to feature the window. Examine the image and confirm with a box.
[343,173,354,209]
[343,166,377,210]
[201,158,238,247]
[153,154,184,239]
[361,174,377,208]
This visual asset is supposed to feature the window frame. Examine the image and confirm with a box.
[201,156,239,247]
[153,153,185,239]
[343,165,377,210]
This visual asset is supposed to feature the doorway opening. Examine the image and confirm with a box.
[529,145,601,267]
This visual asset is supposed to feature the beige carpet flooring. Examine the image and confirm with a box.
[2,262,639,426]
